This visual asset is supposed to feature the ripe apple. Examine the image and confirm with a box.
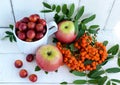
[55,21,77,44]
[36,45,63,72]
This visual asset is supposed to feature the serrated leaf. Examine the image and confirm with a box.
[71,70,86,76]
[42,2,51,9]
[118,51,120,67]
[54,13,60,22]
[88,79,98,84]
[62,4,67,14]
[13,35,16,42]
[73,80,87,84]
[56,5,61,13]
[106,80,111,85]
[106,67,120,73]
[82,14,96,24]
[89,70,105,78]
[103,41,108,46]
[88,28,99,34]
[60,81,67,85]
[52,4,56,11]
[57,15,65,23]
[41,10,53,13]
[98,76,107,85]
[107,44,119,55]
[74,20,78,35]
[9,24,14,30]
[111,79,120,83]
[89,25,99,29]
[35,66,41,71]
[5,31,13,35]
[67,3,75,18]
[112,82,117,85]
[75,6,84,20]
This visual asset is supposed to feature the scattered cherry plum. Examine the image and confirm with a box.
[21,17,29,23]
[27,30,36,39]
[17,31,26,40]
[36,24,44,32]
[26,54,34,62]
[27,22,36,29]
[18,23,27,31]
[19,69,28,78]
[29,74,37,82]
[14,60,23,68]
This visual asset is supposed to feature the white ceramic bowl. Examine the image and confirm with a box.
[13,21,58,54]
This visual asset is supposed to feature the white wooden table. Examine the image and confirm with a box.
[0,0,120,85]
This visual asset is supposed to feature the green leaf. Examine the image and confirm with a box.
[111,79,120,83]
[73,80,87,84]
[103,41,108,46]
[107,44,119,55]
[5,31,13,35]
[112,82,117,85]
[89,70,105,78]
[1,35,9,40]
[88,79,98,84]
[74,20,79,35]
[41,10,53,13]
[9,24,14,30]
[52,4,56,11]
[75,6,84,20]
[45,71,48,74]
[82,14,96,24]
[106,67,120,73]
[106,80,111,85]
[35,66,41,71]
[52,37,58,43]
[71,70,86,76]
[89,25,99,29]
[56,5,61,13]
[60,81,67,85]
[57,15,65,23]
[84,60,93,65]
[98,76,107,85]
[88,28,99,34]
[42,2,51,9]
[62,4,67,14]
[9,36,13,42]
[118,51,120,67]
[54,13,60,22]
[13,35,16,42]
[67,3,75,18]
[69,43,78,52]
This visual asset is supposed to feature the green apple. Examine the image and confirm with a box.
[55,20,77,43]
[36,45,63,72]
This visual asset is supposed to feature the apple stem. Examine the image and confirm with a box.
[47,52,52,56]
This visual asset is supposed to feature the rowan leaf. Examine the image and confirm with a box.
[88,79,98,84]
[106,67,120,73]
[98,76,107,85]
[103,40,108,46]
[56,5,61,13]
[73,80,87,84]
[75,6,84,20]
[67,3,75,18]
[106,80,111,85]
[62,4,67,14]
[107,44,119,55]
[41,10,53,13]
[43,2,51,9]
[71,70,86,76]
[60,81,67,85]
[111,79,120,83]
[118,51,120,67]
[82,14,96,24]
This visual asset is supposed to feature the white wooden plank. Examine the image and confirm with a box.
[12,0,45,21]
[0,0,14,27]
[79,0,115,30]
[44,0,80,22]
[105,0,120,31]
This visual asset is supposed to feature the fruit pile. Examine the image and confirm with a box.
[56,33,108,71]
[14,54,37,82]
[15,14,46,42]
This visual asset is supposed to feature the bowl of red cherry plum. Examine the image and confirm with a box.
[14,14,58,54]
